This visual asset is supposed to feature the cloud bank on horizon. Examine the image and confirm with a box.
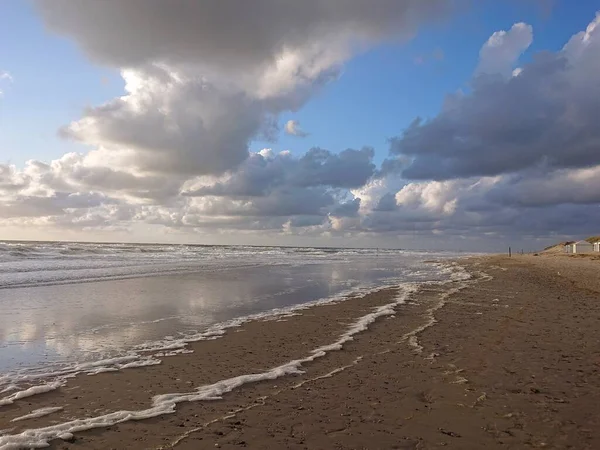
[1,2,599,250]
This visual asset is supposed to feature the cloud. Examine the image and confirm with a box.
[0,71,13,96]
[3,5,599,249]
[414,47,445,65]
[475,22,533,77]
[488,166,600,207]
[35,1,454,71]
[36,1,455,182]
[9,1,456,240]
[284,120,309,137]
[360,170,600,240]
[390,14,600,181]
[374,193,398,211]
[164,147,374,231]
[330,198,361,217]
[0,164,29,192]
[183,147,375,197]
[0,146,374,237]
[61,66,268,177]
[512,67,523,77]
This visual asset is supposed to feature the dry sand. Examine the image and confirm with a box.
[1,255,599,449]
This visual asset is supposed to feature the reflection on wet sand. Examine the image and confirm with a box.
[0,260,416,373]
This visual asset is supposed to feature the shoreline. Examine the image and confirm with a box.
[0,248,451,380]
[0,259,472,448]
[0,260,458,394]
[1,255,599,449]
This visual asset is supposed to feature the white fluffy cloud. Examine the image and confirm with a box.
[475,22,533,78]
[38,1,454,182]
[0,71,13,96]
[61,66,268,177]
[391,14,600,181]
[354,15,600,243]
[360,169,600,241]
[5,0,450,240]
[285,120,310,137]
[2,6,599,248]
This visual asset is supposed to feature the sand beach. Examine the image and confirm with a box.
[0,254,599,449]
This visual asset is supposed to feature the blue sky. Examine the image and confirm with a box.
[1,1,599,249]
[1,1,596,167]
[0,0,121,165]
[266,1,600,164]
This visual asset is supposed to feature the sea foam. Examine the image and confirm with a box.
[0,283,422,449]
[0,383,63,407]
[11,408,64,423]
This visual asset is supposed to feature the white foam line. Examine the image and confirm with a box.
[407,335,423,353]
[399,266,474,355]
[291,356,363,390]
[0,355,167,408]
[83,357,161,373]
[0,258,462,399]
[133,281,402,354]
[0,282,403,409]
[1,355,138,387]
[85,367,118,376]
[11,408,64,423]
[154,349,193,358]
[398,281,468,354]
[159,356,365,449]
[0,284,417,450]
[157,397,269,450]
[119,359,162,370]
[0,382,63,407]
[77,355,140,369]
[0,385,18,395]
[409,267,491,357]
[266,312,302,322]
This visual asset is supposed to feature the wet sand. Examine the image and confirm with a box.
[1,255,599,449]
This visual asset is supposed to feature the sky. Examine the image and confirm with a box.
[0,0,599,251]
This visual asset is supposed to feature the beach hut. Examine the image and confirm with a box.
[564,243,573,254]
[572,240,594,254]
[594,241,600,252]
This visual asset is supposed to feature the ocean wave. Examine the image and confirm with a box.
[0,241,452,289]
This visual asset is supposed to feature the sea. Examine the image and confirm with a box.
[0,241,465,392]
